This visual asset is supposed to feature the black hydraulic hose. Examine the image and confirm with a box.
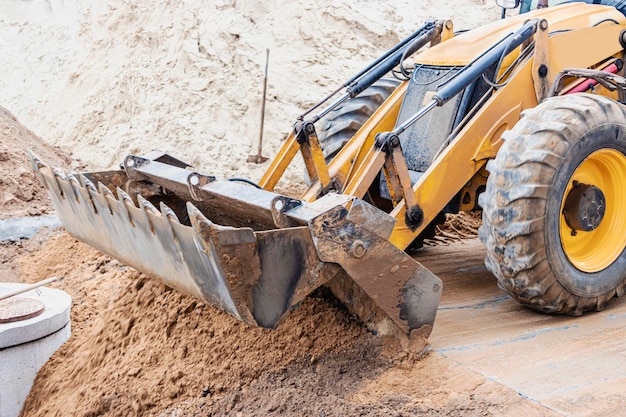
[299,20,440,120]
[346,20,438,88]
[308,22,443,124]
[433,20,538,106]
[228,177,262,189]
[346,25,442,98]
[389,19,539,138]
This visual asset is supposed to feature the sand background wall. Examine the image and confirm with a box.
[1,0,498,183]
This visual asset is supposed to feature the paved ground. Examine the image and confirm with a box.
[416,239,626,417]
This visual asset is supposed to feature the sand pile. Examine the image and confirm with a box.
[18,233,400,416]
[1,0,498,183]
[0,107,408,417]
[0,106,72,219]
[0,105,483,415]
[0,112,396,414]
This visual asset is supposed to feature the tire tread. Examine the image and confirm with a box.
[480,94,626,314]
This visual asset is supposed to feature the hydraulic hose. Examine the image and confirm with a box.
[432,19,538,106]
[347,21,444,98]
[300,20,443,121]
[388,19,539,137]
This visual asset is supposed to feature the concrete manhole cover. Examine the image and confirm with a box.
[0,297,45,323]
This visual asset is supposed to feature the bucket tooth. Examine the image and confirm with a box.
[155,201,185,262]
[98,180,117,212]
[80,174,98,193]
[115,187,137,227]
[115,187,135,228]
[30,153,49,192]
[65,173,84,203]
[73,174,96,208]
[159,201,181,224]
[136,195,162,234]
[97,181,115,199]
[47,167,66,199]
[115,186,134,206]
[73,174,99,214]
[28,151,46,172]
[137,194,161,216]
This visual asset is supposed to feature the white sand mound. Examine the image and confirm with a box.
[0,0,499,182]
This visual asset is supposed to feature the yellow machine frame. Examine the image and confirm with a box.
[260,4,626,250]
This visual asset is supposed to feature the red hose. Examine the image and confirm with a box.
[566,63,619,94]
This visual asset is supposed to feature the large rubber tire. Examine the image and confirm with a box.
[479,94,626,316]
[317,78,401,160]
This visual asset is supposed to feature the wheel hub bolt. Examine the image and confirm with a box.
[563,182,606,232]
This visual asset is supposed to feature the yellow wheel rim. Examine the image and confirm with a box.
[560,149,626,272]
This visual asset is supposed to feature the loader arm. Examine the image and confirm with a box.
[259,19,449,192]
[295,4,626,250]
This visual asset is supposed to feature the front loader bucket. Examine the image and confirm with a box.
[31,151,441,351]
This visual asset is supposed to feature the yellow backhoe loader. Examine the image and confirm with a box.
[32,1,626,351]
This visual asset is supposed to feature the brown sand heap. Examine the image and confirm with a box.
[18,233,409,417]
[20,232,515,417]
[0,106,71,219]
[0,103,485,416]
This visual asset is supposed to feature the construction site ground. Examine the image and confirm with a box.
[5,226,626,416]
